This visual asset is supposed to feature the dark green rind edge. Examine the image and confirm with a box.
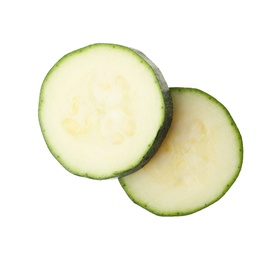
[38,43,173,180]
[119,87,243,216]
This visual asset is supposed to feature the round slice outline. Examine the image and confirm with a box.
[38,43,173,180]
[119,87,243,216]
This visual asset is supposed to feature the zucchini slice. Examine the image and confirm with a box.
[119,88,243,216]
[38,43,172,180]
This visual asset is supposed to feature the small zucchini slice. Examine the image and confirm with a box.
[38,43,172,180]
[119,88,243,216]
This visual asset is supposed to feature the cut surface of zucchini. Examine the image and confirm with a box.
[119,88,243,216]
[38,43,172,179]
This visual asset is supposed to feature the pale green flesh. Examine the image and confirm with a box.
[119,88,243,216]
[38,44,172,179]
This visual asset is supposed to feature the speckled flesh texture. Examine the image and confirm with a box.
[38,43,173,180]
[119,88,243,216]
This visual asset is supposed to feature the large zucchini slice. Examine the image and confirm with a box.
[38,43,172,180]
[119,88,243,216]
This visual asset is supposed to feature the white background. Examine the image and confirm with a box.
[1,0,278,259]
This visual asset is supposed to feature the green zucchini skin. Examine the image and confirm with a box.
[117,47,173,178]
[119,88,243,216]
[38,43,173,180]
